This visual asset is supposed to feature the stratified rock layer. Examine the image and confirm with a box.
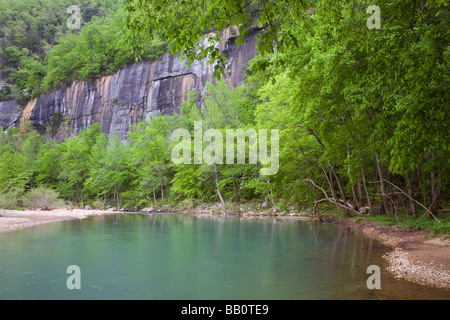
[0,27,259,139]
[0,99,20,130]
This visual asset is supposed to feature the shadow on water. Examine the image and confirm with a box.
[122,211,178,215]
[0,214,448,300]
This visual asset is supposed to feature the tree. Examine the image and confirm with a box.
[58,123,104,205]
[127,115,173,204]
[123,0,307,78]
[85,132,132,209]
[168,80,259,205]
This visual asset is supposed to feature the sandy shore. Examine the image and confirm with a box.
[0,208,115,232]
[1,208,449,290]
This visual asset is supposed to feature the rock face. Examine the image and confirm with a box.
[0,99,21,130]
[0,27,259,139]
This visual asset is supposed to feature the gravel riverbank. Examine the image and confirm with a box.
[333,217,450,290]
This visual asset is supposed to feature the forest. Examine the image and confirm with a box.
[0,0,449,233]
[0,0,165,103]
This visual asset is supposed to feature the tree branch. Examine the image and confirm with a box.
[304,179,364,216]
[376,180,440,223]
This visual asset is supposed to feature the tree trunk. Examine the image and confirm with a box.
[115,185,119,211]
[429,150,440,216]
[405,173,417,217]
[357,181,364,208]
[158,167,164,202]
[331,166,349,216]
[213,157,225,207]
[164,177,168,203]
[267,178,276,208]
[375,150,390,215]
[321,167,340,212]
[352,185,359,210]
[152,177,157,204]
[361,165,373,216]
[430,153,436,207]
[416,165,425,204]
[312,173,321,218]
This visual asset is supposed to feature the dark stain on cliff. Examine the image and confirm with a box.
[0,27,260,139]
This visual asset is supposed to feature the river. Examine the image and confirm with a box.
[0,214,447,299]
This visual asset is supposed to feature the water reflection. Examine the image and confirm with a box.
[0,214,448,300]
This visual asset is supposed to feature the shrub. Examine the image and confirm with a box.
[0,182,25,210]
[21,187,64,210]
[0,193,21,210]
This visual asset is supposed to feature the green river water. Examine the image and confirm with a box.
[0,214,448,299]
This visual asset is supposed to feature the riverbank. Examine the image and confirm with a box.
[0,208,116,232]
[333,217,450,290]
[1,206,449,290]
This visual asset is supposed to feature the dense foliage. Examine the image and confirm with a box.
[0,0,449,229]
[0,81,265,210]
[0,0,166,103]
[123,0,449,219]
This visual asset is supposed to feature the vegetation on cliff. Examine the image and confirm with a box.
[0,0,166,104]
[0,0,449,234]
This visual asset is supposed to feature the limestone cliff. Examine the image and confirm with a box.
[0,99,21,130]
[0,27,259,139]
